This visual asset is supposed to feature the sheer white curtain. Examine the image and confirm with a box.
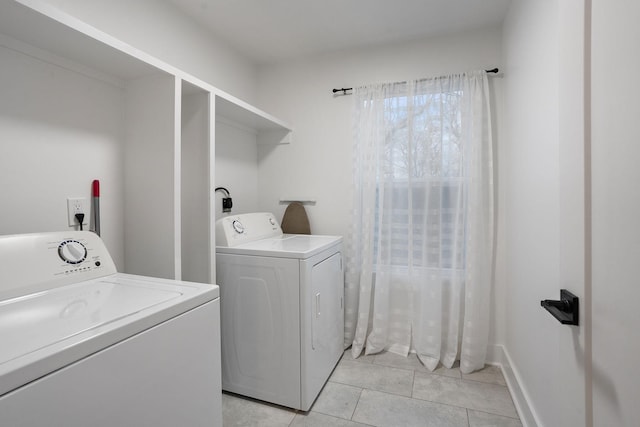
[343,71,494,373]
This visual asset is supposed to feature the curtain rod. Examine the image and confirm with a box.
[332,68,499,95]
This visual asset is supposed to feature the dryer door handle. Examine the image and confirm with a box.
[315,293,321,318]
[311,292,321,351]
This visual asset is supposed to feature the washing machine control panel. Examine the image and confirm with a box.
[0,231,117,296]
[215,212,283,247]
[58,239,88,264]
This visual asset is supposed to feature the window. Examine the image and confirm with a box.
[372,87,466,271]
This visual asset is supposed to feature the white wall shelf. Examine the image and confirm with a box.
[279,198,317,204]
[0,0,292,282]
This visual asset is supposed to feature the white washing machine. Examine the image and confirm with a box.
[215,212,344,411]
[0,231,222,427]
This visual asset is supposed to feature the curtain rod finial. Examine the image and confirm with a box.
[332,87,353,95]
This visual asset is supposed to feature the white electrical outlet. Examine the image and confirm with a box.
[67,197,89,227]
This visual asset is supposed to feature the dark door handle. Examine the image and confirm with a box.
[540,289,579,325]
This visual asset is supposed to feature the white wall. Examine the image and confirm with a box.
[256,26,503,235]
[38,0,257,103]
[122,74,177,278]
[503,1,560,424]
[0,41,125,268]
[214,121,259,222]
[255,27,507,347]
[0,0,259,269]
[181,90,211,283]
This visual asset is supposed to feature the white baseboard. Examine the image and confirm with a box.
[485,343,504,365]
[486,344,541,427]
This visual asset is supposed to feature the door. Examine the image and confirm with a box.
[591,1,640,425]
[555,2,589,426]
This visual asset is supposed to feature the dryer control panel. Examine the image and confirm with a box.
[215,212,282,247]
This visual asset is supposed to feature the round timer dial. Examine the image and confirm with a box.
[232,220,245,234]
[58,240,88,264]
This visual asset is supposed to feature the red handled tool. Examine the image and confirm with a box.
[92,180,100,236]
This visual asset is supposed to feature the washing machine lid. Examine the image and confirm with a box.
[216,234,342,259]
[0,272,218,397]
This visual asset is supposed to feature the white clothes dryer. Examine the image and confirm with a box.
[0,231,222,427]
[215,212,344,410]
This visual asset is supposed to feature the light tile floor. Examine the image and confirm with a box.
[222,350,523,427]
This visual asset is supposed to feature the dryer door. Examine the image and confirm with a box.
[310,252,344,352]
[301,250,344,410]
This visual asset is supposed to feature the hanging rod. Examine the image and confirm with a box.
[332,87,352,95]
[332,68,500,95]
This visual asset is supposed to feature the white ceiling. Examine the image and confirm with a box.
[168,0,512,64]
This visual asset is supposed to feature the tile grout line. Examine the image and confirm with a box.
[350,387,365,423]
[350,387,365,421]
[410,369,416,398]
[467,407,522,421]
